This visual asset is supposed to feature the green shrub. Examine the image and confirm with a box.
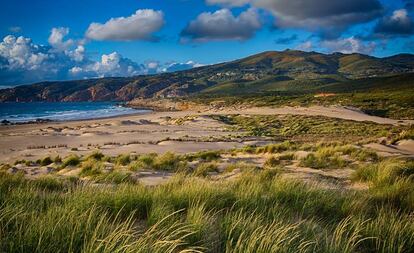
[62,154,80,168]
[300,147,348,169]
[128,161,144,171]
[154,152,185,171]
[353,159,414,211]
[351,149,379,162]
[186,150,221,162]
[116,154,131,166]
[0,164,11,171]
[194,163,219,177]
[97,171,134,184]
[264,156,280,167]
[278,152,295,160]
[40,156,53,166]
[14,159,26,165]
[87,151,105,161]
[138,154,157,167]
[255,141,297,154]
[53,156,62,164]
[391,126,414,144]
[80,160,103,177]
[354,159,414,186]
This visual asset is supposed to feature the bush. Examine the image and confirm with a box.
[128,161,144,171]
[353,159,414,211]
[62,154,80,168]
[300,147,348,169]
[0,164,11,171]
[40,156,53,166]
[278,152,296,160]
[87,151,105,161]
[264,156,280,167]
[255,141,297,154]
[138,154,157,167]
[116,154,131,166]
[154,152,185,171]
[194,163,219,177]
[186,150,221,162]
[354,159,414,186]
[97,171,134,184]
[53,156,62,164]
[80,160,103,177]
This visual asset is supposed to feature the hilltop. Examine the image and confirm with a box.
[1,50,413,102]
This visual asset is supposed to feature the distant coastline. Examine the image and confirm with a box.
[0,101,152,124]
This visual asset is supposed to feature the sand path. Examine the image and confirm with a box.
[207,105,413,125]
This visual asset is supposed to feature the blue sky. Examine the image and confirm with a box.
[0,0,413,86]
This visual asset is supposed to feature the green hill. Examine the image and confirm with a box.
[0,50,413,102]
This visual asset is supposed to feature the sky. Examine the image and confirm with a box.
[0,0,413,86]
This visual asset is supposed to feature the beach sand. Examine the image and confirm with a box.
[1,105,413,164]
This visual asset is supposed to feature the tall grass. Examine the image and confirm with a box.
[0,162,413,252]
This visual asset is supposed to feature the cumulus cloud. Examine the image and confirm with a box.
[255,0,382,32]
[206,0,250,6]
[69,52,145,78]
[0,35,49,71]
[374,9,414,36]
[48,27,75,51]
[0,30,202,86]
[85,9,164,41]
[181,8,261,42]
[206,0,383,37]
[162,61,204,72]
[321,37,376,54]
[295,41,314,51]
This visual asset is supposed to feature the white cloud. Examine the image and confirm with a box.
[162,61,204,72]
[69,52,145,78]
[206,0,383,37]
[85,9,164,41]
[48,27,74,51]
[0,35,49,71]
[67,45,85,62]
[206,0,250,6]
[0,31,203,86]
[181,8,261,41]
[295,41,314,51]
[374,9,414,36]
[321,37,376,54]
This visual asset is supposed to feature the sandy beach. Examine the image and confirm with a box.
[1,105,413,164]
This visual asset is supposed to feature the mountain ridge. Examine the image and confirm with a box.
[1,50,413,102]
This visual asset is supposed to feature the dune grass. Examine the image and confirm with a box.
[210,114,404,142]
[1,161,413,252]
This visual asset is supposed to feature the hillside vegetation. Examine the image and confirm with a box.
[1,50,413,102]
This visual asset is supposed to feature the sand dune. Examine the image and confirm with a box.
[210,106,413,125]
[0,105,412,163]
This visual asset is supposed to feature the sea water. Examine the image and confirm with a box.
[0,102,149,123]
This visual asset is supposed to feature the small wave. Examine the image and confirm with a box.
[0,102,150,123]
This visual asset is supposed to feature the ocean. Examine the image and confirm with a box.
[0,102,149,123]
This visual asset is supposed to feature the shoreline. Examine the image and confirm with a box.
[0,104,154,126]
[0,110,155,128]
